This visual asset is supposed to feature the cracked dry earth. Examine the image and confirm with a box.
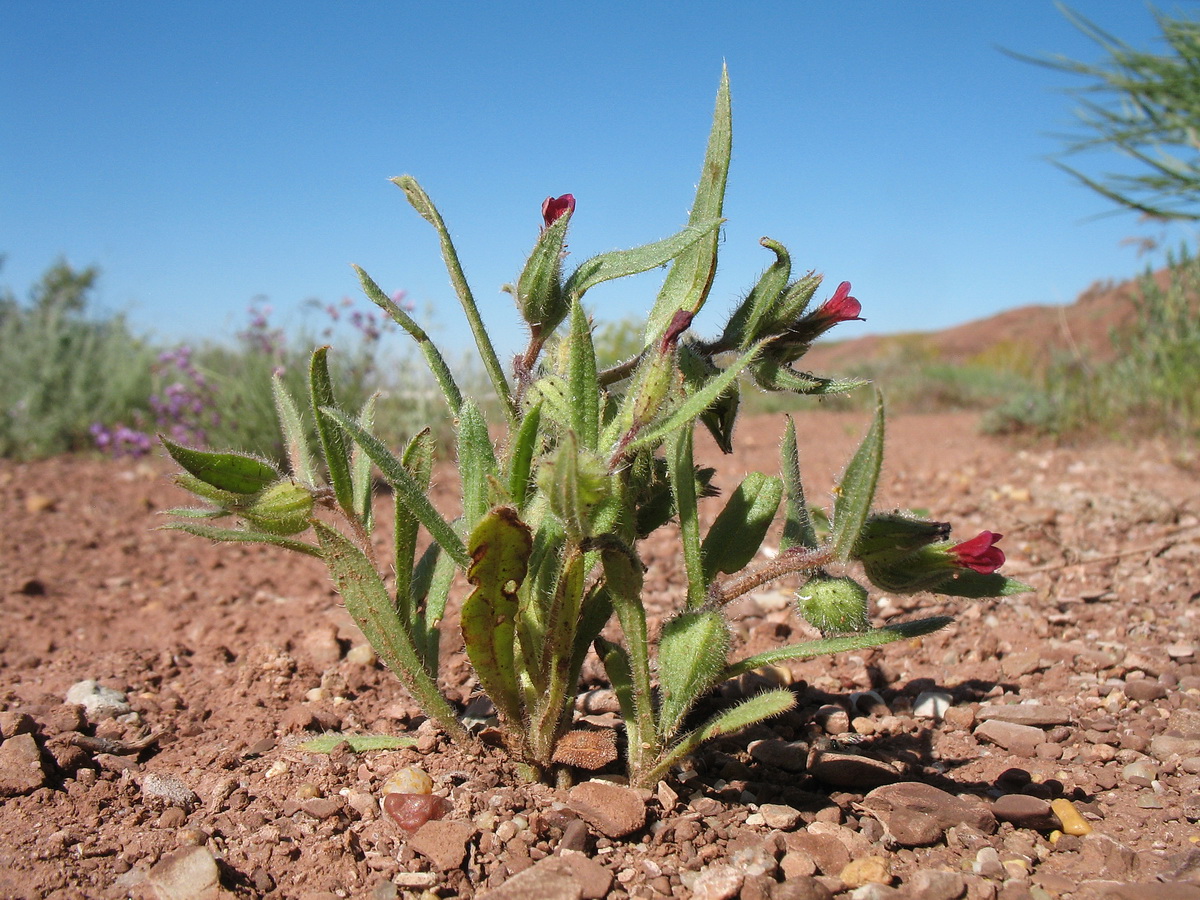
[2,410,1199,900]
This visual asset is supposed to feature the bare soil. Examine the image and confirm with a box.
[2,411,1199,900]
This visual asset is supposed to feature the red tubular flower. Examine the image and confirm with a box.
[542,194,576,228]
[950,531,1005,574]
[814,281,864,326]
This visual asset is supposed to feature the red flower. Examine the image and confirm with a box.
[813,281,864,325]
[950,531,1005,574]
[542,194,576,228]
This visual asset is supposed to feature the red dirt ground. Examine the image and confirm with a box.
[2,410,1199,899]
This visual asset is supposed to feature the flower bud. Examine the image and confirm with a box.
[854,513,951,563]
[796,574,870,636]
[242,480,315,535]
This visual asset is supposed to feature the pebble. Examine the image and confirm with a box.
[146,846,220,900]
[382,766,433,795]
[974,720,1045,757]
[784,831,849,876]
[991,794,1059,831]
[408,819,475,871]
[567,780,646,838]
[748,739,808,772]
[839,856,892,888]
[1121,760,1158,787]
[383,793,450,833]
[557,851,612,898]
[0,733,49,797]
[683,863,743,900]
[972,846,1004,879]
[806,749,903,788]
[1167,642,1196,660]
[1123,679,1167,702]
[475,856,585,900]
[64,679,131,721]
[913,691,953,720]
[139,773,199,808]
[903,868,966,900]
[1050,798,1092,836]
[858,782,996,847]
[758,803,802,830]
[1150,734,1200,761]
[976,704,1071,727]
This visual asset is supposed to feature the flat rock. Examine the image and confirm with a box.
[558,852,612,900]
[859,782,996,847]
[784,830,850,876]
[991,793,1059,830]
[1150,734,1200,761]
[408,819,475,871]
[806,749,903,788]
[748,738,808,772]
[0,733,49,797]
[903,868,966,900]
[64,679,130,721]
[683,863,743,900]
[147,846,221,900]
[477,856,584,900]
[759,803,803,830]
[976,704,1071,727]
[566,780,646,838]
[974,719,1044,756]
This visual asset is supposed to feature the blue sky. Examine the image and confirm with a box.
[3,2,1198,360]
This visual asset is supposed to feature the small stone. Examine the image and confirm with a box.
[1151,734,1200,761]
[558,852,612,899]
[139,773,199,808]
[859,782,996,847]
[974,720,1044,757]
[972,846,1004,879]
[748,738,808,772]
[976,704,1071,727]
[771,878,834,900]
[1167,642,1196,660]
[299,624,343,669]
[903,868,966,900]
[0,713,36,741]
[383,793,450,833]
[408,819,475,871]
[147,846,220,900]
[1050,798,1092,836]
[64,679,130,721]
[0,733,49,797]
[780,848,818,879]
[557,817,590,853]
[784,831,849,876]
[840,856,892,888]
[807,750,903,788]
[382,766,433,795]
[1121,760,1158,787]
[759,803,803,830]
[1000,652,1043,678]
[991,794,1058,831]
[1124,680,1167,702]
[688,864,743,900]
[25,494,55,513]
[942,706,976,731]
[816,705,851,735]
[477,856,585,900]
[913,691,952,720]
[567,780,646,838]
[346,643,377,665]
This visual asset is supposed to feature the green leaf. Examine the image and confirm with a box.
[351,393,378,530]
[657,609,731,740]
[390,175,515,424]
[565,301,600,452]
[618,337,769,457]
[300,733,417,753]
[563,220,724,301]
[645,66,732,344]
[161,506,229,520]
[310,347,356,516]
[536,431,609,541]
[394,428,436,621]
[779,417,819,552]
[314,521,466,739]
[355,264,463,414]
[516,209,571,337]
[271,373,316,485]
[696,688,796,742]
[724,616,954,678]
[507,402,543,508]
[161,437,279,495]
[930,572,1034,599]
[461,507,534,727]
[457,399,498,530]
[701,472,783,583]
[170,472,254,510]
[830,393,885,562]
[678,344,738,454]
[528,375,572,433]
[751,358,868,395]
[594,637,637,730]
[162,522,321,556]
[719,237,792,348]
[319,406,470,568]
[667,428,705,608]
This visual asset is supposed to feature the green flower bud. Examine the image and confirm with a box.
[796,574,870,636]
[854,513,951,562]
[242,480,315,535]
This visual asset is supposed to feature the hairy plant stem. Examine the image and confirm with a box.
[706,544,832,606]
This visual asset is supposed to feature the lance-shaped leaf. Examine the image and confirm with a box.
[601,545,655,752]
[830,394,885,562]
[667,428,705,608]
[310,348,355,516]
[390,175,514,423]
[724,616,954,679]
[929,572,1034,599]
[314,521,465,739]
[507,402,543,508]
[394,428,436,621]
[161,437,278,495]
[527,375,573,434]
[563,220,724,301]
[461,507,533,727]
[565,301,600,452]
[701,472,783,583]
[355,264,462,414]
[594,637,638,743]
[751,357,867,395]
[271,373,315,485]
[765,270,823,331]
[516,209,571,337]
[779,417,818,552]
[719,238,792,349]
[457,399,498,530]
[645,66,732,344]
[300,734,417,753]
[162,522,321,557]
[657,609,731,740]
[351,393,377,531]
[171,472,254,510]
[536,432,609,541]
[319,406,470,568]
[678,344,738,454]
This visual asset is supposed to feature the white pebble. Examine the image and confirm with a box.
[913,691,953,720]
